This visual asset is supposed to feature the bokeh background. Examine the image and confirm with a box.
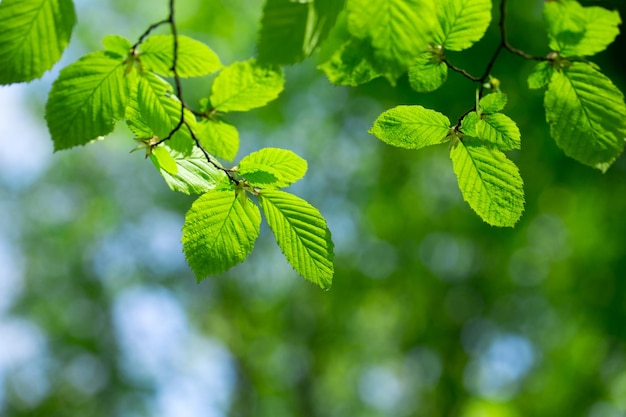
[1,0,626,416]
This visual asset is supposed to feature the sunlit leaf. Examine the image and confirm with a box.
[153,146,226,195]
[434,0,492,51]
[103,35,131,58]
[46,51,129,150]
[0,0,76,84]
[545,62,626,171]
[544,0,621,57]
[370,105,451,150]
[210,59,284,112]
[259,190,334,289]
[140,34,222,77]
[183,189,261,280]
[347,0,436,81]
[238,148,308,189]
[318,38,382,86]
[197,119,239,162]
[476,113,521,151]
[450,139,524,227]
[479,92,507,114]
[135,72,195,154]
[528,61,553,90]
[408,50,448,93]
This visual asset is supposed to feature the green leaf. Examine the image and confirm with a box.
[0,0,76,84]
[153,146,226,195]
[150,145,178,175]
[103,35,131,58]
[461,111,479,137]
[210,60,284,112]
[527,61,553,90]
[408,50,448,93]
[347,0,436,81]
[139,34,222,77]
[370,105,451,150]
[135,72,195,154]
[182,189,261,280]
[46,51,129,150]
[259,190,334,289]
[197,119,239,162]
[238,148,308,188]
[476,113,521,151]
[450,139,524,227]
[545,62,626,171]
[318,38,382,86]
[544,0,621,57]
[258,0,345,65]
[434,0,492,51]
[479,92,507,114]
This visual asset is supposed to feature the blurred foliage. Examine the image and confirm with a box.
[1,1,626,417]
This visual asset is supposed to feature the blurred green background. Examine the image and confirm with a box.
[1,1,626,416]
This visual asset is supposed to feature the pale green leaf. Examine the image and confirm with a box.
[461,111,479,137]
[238,148,308,188]
[210,60,284,112]
[476,113,521,151]
[408,50,448,93]
[434,0,492,51]
[153,145,226,195]
[197,119,239,162]
[544,0,621,57]
[370,105,451,150]
[545,62,626,171]
[151,145,178,175]
[259,190,334,289]
[0,0,76,84]
[450,139,524,227]
[258,0,345,65]
[183,189,261,280]
[479,92,507,114]
[318,38,382,86]
[140,34,222,77]
[46,51,129,150]
[347,0,436,81]
[135,72,195,154]
[528,61,553,90]
[103,35,131,58]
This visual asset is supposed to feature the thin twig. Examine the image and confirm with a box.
[133,0,237,183]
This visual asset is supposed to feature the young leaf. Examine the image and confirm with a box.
[544,0,621,57]
[259,190,334,289]
[140,34,222,77]
[0,0,76,84]
[318,38,382,87]
[476,113,521,151]
[150,145,178,175]
[182,189,261,280]
[103,35,131,58]
[544,62,626,172]
[258,0,345,65]
[238,148,307,188]
[370,105,451,150]
[461,111,479,137]
[154,146,226,195]
[135,72,195,154]
[46,51,129,150]
[433,0,492,51]
[347,0,436,81]
[408,50,448,93]
[197,119,240,162]
[210,60,284,112]
[527,61,553,90]
[479,92,507,114]
[450,139,524,227]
